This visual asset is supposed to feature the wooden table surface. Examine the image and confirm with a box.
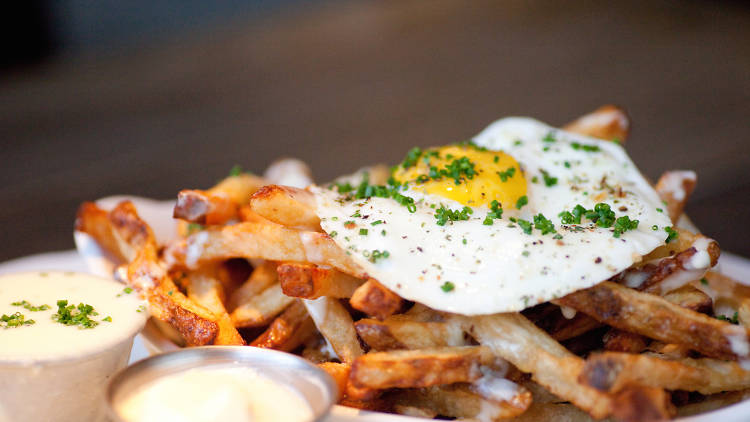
[1,0,749,261]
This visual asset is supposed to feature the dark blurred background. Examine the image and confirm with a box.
[1,0,748,261]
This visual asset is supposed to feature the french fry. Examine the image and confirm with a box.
[652,344,694,361]
[277,262,364,299]
[128,244,220,346]
[183,271,244,345]
[556,281,750,360]
[662,284,712,314]
[603,329,648,353]
[75,202,128,264]
[208,172,267,205]
[173,189,238,225]
[452,312,614,419]
[355,315,467,351]
[642,227,704,262]
[350,279,404,320]
[165,220,366,278]
[349,346,494,390]
[302,297,364,364]
[228,261,278,311]
[250,300,315,351]
[248,185,320,231]
[230,283,295,328]
[318,362,351,398]
[387,383,532,420]
[562,104,630,143]
[616,235,719,294]
[655,170,697,223]
[147,281,219,346]
[701,271,750,328]
[610,385,675,422]
[580,351,750,395]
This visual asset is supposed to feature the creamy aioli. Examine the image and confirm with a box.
[118,366,314,422]
[0,271,147,362]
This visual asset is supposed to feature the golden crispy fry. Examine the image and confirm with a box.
[209,172,267,205]
[647,341,693,359]
[581,351,750,395]
[319,362,351,398]
[302,297,364,364]
[701,271,750,328]
[76,200,155,265]
[642,227,707,262]
[603,329,648,353]
[248,185,320,231]
[557,281,750,360]
[355,315,467,351]
[350,279,404,320]
[230,283,295,328]
[228,261,278,311]
[183,271,244,345]
[277,262,364,299]
[452,313,614,419]
[165,220,365,278]
[83,200,223,346]
[388,383,532,421]
[75,202,129,264]
[610,385,675,422]
[128,244,219,346]
[250,300,315,351]
[107,201,156,254]
[616,235,719,294]
[349,346,494,390]
[562,105,630,143]
[655,170,697,223]
[173,189,238,225]
[662,284,712,314]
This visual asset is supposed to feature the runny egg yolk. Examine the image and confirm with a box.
[392,145,527,209]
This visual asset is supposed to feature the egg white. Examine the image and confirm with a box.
[313,117,673,314]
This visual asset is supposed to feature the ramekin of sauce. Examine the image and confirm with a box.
[0,271,148,422]
[106,346,338,422]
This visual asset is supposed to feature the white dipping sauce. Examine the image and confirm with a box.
[0,271,148,422]
[0,271,147,362]
[118,365,314,422]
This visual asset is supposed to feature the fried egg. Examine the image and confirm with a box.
[312,117,673,314]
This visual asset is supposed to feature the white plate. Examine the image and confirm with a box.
[6,195,750,421]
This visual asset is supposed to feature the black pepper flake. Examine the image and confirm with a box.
[594,257,602,264]
[417,247,424,252]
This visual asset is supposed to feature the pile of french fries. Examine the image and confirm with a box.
[75,106,750,421]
